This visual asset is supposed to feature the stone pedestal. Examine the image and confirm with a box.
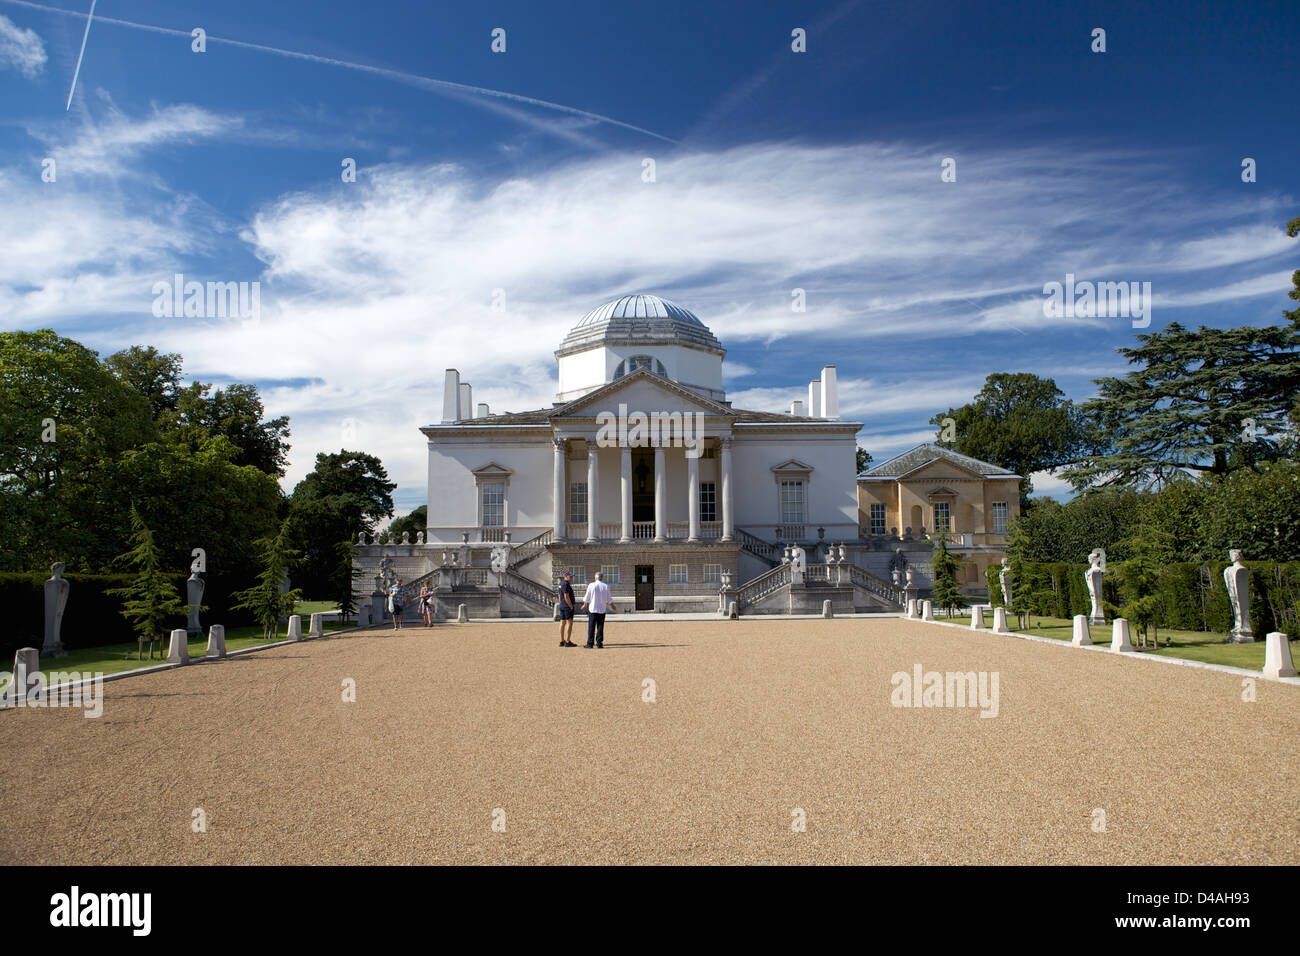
[727,601,738,620]
[308,613,325,640]
[457,604,468,623]
[970,606,984,629]
[822,599,833,619]
[1263,632,1296,679]
[13,647,38,701]
[206,625,226,659]
[921,600,934,622]
[906,599,917,619]
[992,607,1010,634]
[167,628,189,664]
[286,615,303,641]
[1071,615,1092,646]
[1111,618,1134,653]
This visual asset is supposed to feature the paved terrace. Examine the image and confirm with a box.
[2,618,1296,865]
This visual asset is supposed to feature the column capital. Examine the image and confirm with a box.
[719,436,734,449]
[552,435,567,450]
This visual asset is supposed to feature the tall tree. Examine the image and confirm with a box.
[172,381,291,476]
[1064,323,1300,491]
[0,331,156,570]
[855,447,873,473]
[1284,216,1300,328]
[931,373,1088,499]
[388,505,427,542]
[105,345,184,420]
[287,451,396,597]
[927,534,966,617]
[107,506,186,656]
[233,518,303,641]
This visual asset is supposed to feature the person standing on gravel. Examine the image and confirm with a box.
[388,578,406,630]
[557,571,576,647]
[579,571,615,648]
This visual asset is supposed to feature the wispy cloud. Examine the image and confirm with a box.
[0,11,44,77]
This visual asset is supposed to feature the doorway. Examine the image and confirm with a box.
[635,565,655,610]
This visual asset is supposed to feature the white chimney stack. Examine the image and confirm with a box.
[476,402,489,419]
[790,400,804,416]
[808,380,821,418]
[458,383,472,421]
[820,365,839,420]
[442,369,460,423]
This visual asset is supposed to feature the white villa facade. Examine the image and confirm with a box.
[352,294,1016,618]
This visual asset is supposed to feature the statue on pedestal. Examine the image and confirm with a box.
[43,562,70,656]
[1224,549,1254,643]
[998,557,1013,609]
[186,554,206,638]
[1085,548,1106,625]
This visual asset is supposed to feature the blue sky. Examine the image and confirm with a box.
[2,0,1297,513]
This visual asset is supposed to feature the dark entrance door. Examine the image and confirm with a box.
[635,565,655,610]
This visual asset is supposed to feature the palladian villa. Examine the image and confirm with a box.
[353,294,1018,617]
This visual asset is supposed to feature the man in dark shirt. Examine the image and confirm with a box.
[556,571,576,646]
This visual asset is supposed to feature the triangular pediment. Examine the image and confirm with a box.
[771,458,815,475]
[471,461,514,478]
[550,367,733,419]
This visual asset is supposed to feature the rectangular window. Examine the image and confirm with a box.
[567,567,587,586]
[780,480,805,524]
[600,565,621,585]
[481,481,505,527]
[669,564,688,584]
[700,481,717,522]
[569,482,587,523]
[992,501,1008,534]
[869,503,886,536]
[702,564,722,584]
[933,502,951,533]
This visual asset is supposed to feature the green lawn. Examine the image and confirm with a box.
[941,609,1295,671]
[2,619,353,688]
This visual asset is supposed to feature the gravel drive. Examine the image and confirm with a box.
[2,618,1296,865]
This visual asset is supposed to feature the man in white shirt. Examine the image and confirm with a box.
[580,571,616,648]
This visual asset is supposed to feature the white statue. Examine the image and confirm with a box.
[1085,548,1106,625]
[489,544,510,574]
[998,557,1013,608]
[790,545,806,571]
[43,561,70,656]
[1224,549,1254,643]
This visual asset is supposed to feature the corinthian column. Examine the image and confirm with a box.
[552,437,566,540]
[653,445,666,542]
[620,444,633,543]
[720,436,734,542]
[686,445,701,543]
[586,440,600,543]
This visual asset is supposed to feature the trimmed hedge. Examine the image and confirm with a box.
[0,571,258,660]
[1005,560,1299,637]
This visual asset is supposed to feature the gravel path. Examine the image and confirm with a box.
[2,618,1296,865]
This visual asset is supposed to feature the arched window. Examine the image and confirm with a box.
[614,355,667,380]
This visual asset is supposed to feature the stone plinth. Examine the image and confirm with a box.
[822,599,833,619]
[457,604,468,623]
[1111,618,1134,653]
[167,628,189,664]
[286,615,303,641]
[970,607,984,629]
[992,607,1009,634]
[1071,615,1092,646]
[206,625,226,659]
[12,648,38,700]
[308,613,325,640]
[1263,632,1296,679]
[921,600,934,622]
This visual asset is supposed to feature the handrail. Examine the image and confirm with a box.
[735,528,780,566]
[508,528,552,568]
[846,563,906,607]
[734,564,792,609]
[499,568,555,613]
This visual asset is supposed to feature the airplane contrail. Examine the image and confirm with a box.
[6,0,677,143]
[63,0,95,111]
